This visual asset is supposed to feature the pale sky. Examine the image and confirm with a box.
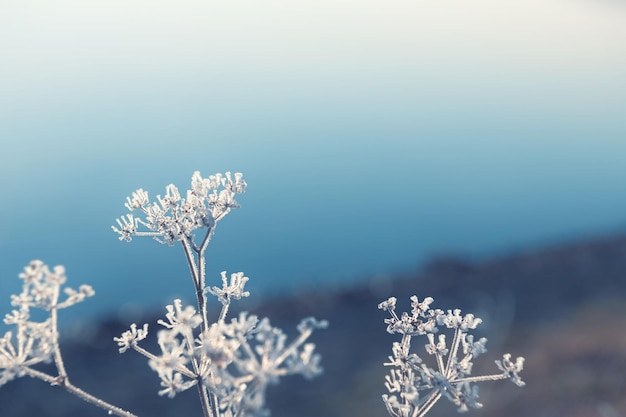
[1,0,626,317]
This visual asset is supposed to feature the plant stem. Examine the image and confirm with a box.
[50,288,68,380]
[23,368,139,417]
[413,390,442,417]
[181,229,220,417]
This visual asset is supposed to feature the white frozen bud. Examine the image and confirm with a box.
[217,189,238,208]
[79,285,95,298]
[18,260,45,284]
[157,371,196,398]
[206,272,250,306]
[224,172,247,194]
[297,317,329,334]
[410,296,434,316]
[291,343,324,379]
[385,369,403,393]
[112,214,137,242]
[378,297,397,313]
[4,307,29,326]
[207,173,223,190]
[59,284,95,308]
[425,333,448,356]
[125,189,149,210]
[462,334,487,358]
[45,265,67,286]
[157,299,202,330]
[114,323,149,353]
[495,354,526,387]
[158,184,181,209]
[190,171,208,198]
[461,313,482,331]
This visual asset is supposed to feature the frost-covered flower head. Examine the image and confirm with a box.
[379,296,524,417]
[111,170,327,417]
[116,299,327,417]
[112,171,246,245]
[1,261,94,387]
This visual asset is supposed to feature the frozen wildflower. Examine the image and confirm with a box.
[225,312,259,337]
[380,296,524,417]
[438,309,482,331]
[1,261,94,390]
[158,184,182,209]
[114,323,149,353]
[290,342,324,379]
[197,323,240,368]
[111,171,325,417]
[297,317,329,334]
[378,297,397,313]
[149,330,191,379]
[112,214,138,243]
[125,188,149,210]
[158,371,196,399]
[224,172,247,194]
[462,334,487,358]
[118,298,326,417]
[495,353,526,387]
[212,315,325,416]
[9,261,94,312]
[207,272,250,306]
[112,171,246,245]
[410,295,434,316]
[157,299,203,331]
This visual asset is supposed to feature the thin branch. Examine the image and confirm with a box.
[445,327,462,378]
[23,368,139,417]
[453,373,507,384]
[413,390,442,417]
[181,238,200,286]
[131,345,196,380]
[49,291,68,380]
[274,328,312,367]
[217,302,230,323]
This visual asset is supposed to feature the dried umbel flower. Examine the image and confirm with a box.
[0,262,137,417]
[112,171,327,417]
[379,296,525,417]
[112,171,246,246]
[1,261,95,387]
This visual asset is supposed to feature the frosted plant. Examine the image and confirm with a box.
[379,296,525,417]
[0,260,138,417]
[113,171,327,417]
[0,170,325,417]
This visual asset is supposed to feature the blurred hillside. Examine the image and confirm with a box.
[2,233,626,417]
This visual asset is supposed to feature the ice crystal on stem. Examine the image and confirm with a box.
[113,171,327,417]
[379,296,524,417]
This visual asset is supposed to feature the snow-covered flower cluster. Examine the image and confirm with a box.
[112,171,246,245]
[379,296,525,417]
[116,298,327,417]
[112,171,327,417]
[1,260,94,387]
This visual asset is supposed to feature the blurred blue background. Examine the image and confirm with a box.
[1,0,625,320]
